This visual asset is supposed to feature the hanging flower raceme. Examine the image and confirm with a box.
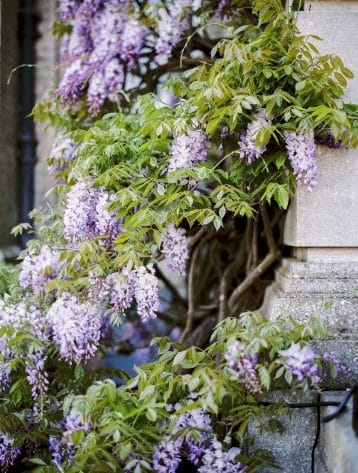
[56,0,146,113]
[63,181,121,246]
[0,433,21,471]
[46,294,104,363]
[95,265,160,322]
[162,224,189,277]
[19,245,63,295]
[25,349,49,400]
[225,341,261,394]
[153,436,183,473]
[168,129,209,172]
[284,131,317,191]
[153,407,246,473]
[133,266,160,322]
[278,343,320,384]
[49,411,90,468]
[100,269,135,314]
[238,108,271,163]
[47,134,77,177]
[155,0,191,62]
[198,438,245,473]
[95,188,122,243]
[0,300,48,399]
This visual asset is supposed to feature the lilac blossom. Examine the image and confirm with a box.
[238,109,271,163]
[162,225,188,277]
[168,129,209,172]
[25,349,49,400]
[58,0,78,22]
[322,352,352,378]
[0,300,46,340]
[49,435,65,468]
[133,266,160,322]
[104,58,125,102]
[118,19,146,65]
[95,188,122,243]
[88,70,108,115]
[284,131,317,191]
[46,294,104,363]
[225,341,261,394]
[198,438,245,473]
[64,181,121,245]
[172,408,212,436]
[19,245,63,295]
[215,0,231,19]
[56,0,146,113]
[56,58,91,105]
[278,343,320,385]
[0,433,21,471]
[100,270,135,314]
[153,436,183,473]
[155,1,191,61]
[48,134,77,176]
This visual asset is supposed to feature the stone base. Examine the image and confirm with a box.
[250,391,357,473]
[250,391,318,473]
[260,258,358,385]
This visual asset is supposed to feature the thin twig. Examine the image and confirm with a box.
[188,226,208,249]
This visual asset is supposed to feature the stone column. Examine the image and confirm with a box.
[255,2,358,472]
[262,0,358,382]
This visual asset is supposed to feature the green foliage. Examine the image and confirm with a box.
[32,313,327,472]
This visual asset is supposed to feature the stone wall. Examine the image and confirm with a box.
[0,0,20,252]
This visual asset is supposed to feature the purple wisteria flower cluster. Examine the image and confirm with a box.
[57,0,147,114]
[155,0,191,62]
[215,0,232,19]
[238,108,272,164]
[0,300,48,400]
[162,224,189,277]
[98,265,160,322]
[284,131,317,191]
[225,341,262,394]
[153,407,246,472]
[64,181,121,246]
[49,411,90,468]
[26,349,49,400]
[19,245,63,295]
[46,293,104,363]
[168,129,209,172]
[47,134,77,177]
[0,433,21,471]
[278,343,320,385]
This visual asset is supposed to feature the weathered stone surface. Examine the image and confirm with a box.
[284,147,358,248]
[261,259,358,334]
[315,392,358,473]
[250,391,318,473]
[284,4,358,249]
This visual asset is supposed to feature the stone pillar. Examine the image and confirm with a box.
[256,2,358,471]
[0,0,20,257]
[262,0,358,382]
